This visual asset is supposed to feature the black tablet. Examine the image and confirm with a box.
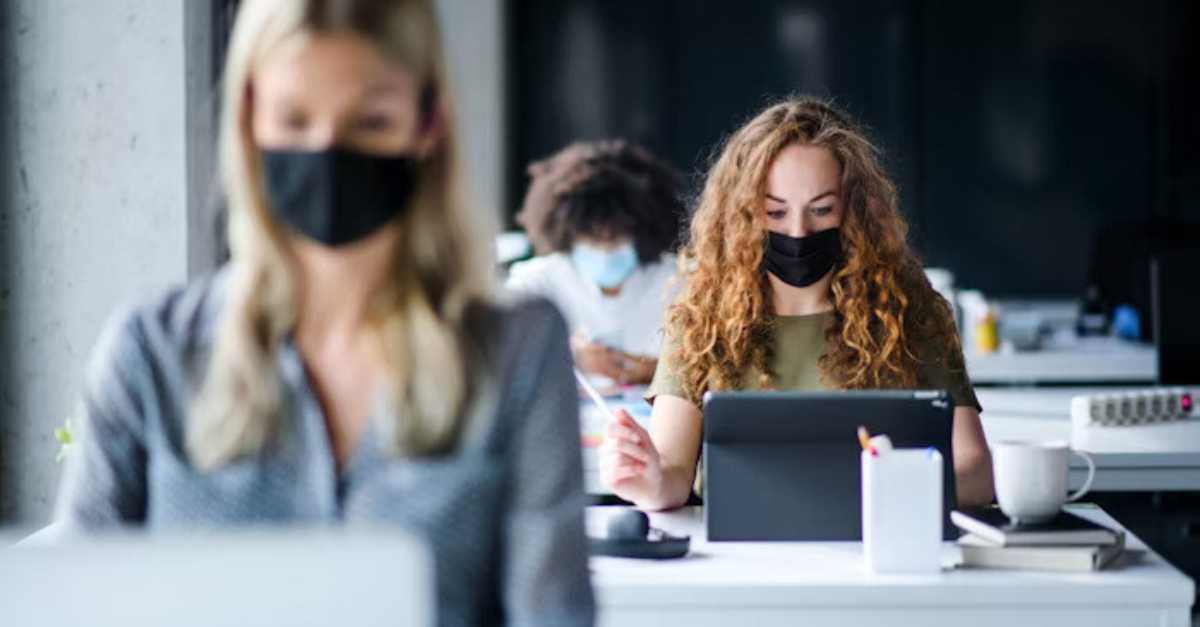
[702,390,956,541]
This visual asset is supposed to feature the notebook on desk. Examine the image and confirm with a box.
[958,533,1126,572]
[953,507,1126,572]
[951,507,1122,546]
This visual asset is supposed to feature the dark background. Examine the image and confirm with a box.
[507,0,1200,297]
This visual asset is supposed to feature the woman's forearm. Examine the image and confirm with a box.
[636,464,696,512]
[954,447,995,508]
[951,407,995,509]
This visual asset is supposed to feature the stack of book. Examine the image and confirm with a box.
[951,507,1126,572]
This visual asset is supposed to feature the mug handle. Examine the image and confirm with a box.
[1066,450,1096,502]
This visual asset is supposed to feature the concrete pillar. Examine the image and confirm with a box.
[0,0,189,524]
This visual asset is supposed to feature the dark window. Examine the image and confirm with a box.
[508,0,1200,297]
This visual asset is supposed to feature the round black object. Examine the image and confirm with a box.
[607,510,650,540]
[590,510,690,560]
[588,535,690,560]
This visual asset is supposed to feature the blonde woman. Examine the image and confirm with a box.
[600,98,994,511]
[53,1,593,624]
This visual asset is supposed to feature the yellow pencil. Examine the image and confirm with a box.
[857,426,877,456]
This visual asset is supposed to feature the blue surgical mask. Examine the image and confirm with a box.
[571,242,639,289]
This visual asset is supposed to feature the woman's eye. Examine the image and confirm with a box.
[355,114,393,131]
[766,209,787,220]
[810,205,834,217]
[283,112,308,131]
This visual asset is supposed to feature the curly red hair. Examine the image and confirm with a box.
[668,96,962,402]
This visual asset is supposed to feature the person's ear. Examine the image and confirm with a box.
[414,85,444,157]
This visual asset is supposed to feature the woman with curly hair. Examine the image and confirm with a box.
[507,142,686,385]
[599,97,994,510]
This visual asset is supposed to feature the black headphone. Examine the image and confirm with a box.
[588,510,690,560]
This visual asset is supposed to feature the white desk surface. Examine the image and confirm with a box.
[966,337,1156,384]
[588,504,1195,627]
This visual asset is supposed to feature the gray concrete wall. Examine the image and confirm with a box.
[0,1,189,524]
[436,0,508,219]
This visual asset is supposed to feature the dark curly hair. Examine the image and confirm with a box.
[541,142,686,264]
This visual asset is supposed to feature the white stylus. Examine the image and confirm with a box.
[573,368,618,423]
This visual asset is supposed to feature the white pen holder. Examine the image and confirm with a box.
[862,448,944,574]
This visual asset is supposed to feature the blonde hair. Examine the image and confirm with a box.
[189,0,496,470]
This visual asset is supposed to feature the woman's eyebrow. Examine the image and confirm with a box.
[360,75,408,93]
[764,193,787,204]
[360,78,412,102]
[806,190,838,205]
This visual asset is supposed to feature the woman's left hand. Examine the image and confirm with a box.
[614,353,657,385]
[571,335,625,380]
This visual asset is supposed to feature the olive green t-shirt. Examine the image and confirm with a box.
[646,310,981,411]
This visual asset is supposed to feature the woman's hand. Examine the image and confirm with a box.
[599,409,664,505]
[613,353,657,385]
[571,335,624,381]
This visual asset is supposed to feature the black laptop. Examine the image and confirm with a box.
[702,390,956,541]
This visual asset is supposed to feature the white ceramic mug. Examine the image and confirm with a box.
[992,440,1096,524]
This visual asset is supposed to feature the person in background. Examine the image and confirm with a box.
[507,143,686,385]
[515,140,623,257]
[53,1,593,625]
[599,97,994,510]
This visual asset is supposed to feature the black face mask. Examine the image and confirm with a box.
[261,147,419,247]
[762,228,842,287]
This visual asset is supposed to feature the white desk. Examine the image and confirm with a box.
[588,505,1194,627]
[966,337,1156,384]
